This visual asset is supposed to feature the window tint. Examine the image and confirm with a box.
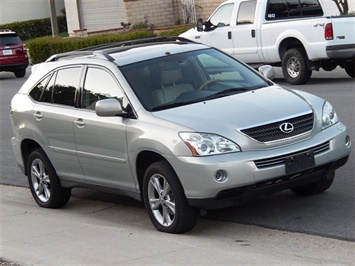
[210,3,234,26]
[0,34,21,46]
[41,73,56,103]
[237,0,256,24]
[266,0,323,20]
[82,67,127,110]
[52,67,80,106]
[29,74,51,101]
[301,0,323,16]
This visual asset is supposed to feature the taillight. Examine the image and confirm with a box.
[325,23,333,40]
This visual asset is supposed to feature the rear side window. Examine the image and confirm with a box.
[266,0,323,20]
[29,67,81,106]
[237,0,256,24]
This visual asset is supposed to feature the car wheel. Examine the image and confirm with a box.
[291,171,335,196]
[27,149,71,208]
[344,62,354,78]
[14,68,26,78]
[143,161,198,233]
[282,48,312,85]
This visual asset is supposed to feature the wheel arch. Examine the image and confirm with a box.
[135,151,168,197]
[279,37,307,60]
[21,139,43,175]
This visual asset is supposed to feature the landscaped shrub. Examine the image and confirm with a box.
[28,30,156,64]
[0,16,67,41]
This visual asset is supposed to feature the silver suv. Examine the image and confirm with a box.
[10,37,351,233]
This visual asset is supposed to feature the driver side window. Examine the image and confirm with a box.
[210,3,234,27]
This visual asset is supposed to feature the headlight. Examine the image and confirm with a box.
[179,132,241,156]
[322,101,338,129]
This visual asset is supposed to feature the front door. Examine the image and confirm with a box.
[73,66,135,191]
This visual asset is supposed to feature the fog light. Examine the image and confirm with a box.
[345,135,351,147]
[214,170,227,183]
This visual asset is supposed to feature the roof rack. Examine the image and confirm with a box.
[0,29,15,33]
[77,36,196,51]
[46,50,114,62]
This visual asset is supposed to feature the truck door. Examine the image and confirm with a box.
[200,3,235,56]
[232,0,260,63]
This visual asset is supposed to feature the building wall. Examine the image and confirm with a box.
[194,0,224,21]
[0,0,64,24]
[64,0,225,36]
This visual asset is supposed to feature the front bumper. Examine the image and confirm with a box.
[171,123,351,209]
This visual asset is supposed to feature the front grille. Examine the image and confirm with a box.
[254,141,330,169]
[240,113,314,142]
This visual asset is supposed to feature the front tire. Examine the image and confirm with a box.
[291,171,335,196]
[143,161,198,233]
[27,149,71,208]
[282,48,312,85]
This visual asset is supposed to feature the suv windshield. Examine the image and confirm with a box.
[121,48,269,111]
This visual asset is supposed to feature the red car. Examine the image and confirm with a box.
[0,29,29,78]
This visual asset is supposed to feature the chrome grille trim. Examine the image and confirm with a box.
[254,141,330,169]
[240,112,314,142]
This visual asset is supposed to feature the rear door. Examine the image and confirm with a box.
[30,67,83,180]
[232,0,260,63]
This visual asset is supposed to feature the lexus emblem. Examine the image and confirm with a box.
[279,122,294,133]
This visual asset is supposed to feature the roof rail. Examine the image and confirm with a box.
[46,51,114,62]
[77,36,196,51]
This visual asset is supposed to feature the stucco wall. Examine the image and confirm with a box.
[0,0,64,24]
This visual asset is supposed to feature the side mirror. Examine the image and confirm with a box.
[258,65,275,80]
[197,19,203,32]
[95,98,126,117]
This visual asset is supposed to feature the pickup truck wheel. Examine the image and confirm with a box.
[291,171,334,196]
[27,149,71,208]
[282,48,312,85]
[345,63,354,78]
[143,161,198,233]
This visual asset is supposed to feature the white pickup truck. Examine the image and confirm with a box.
[180,0,355,84]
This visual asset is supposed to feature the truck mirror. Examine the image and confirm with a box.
[197,19,203,32]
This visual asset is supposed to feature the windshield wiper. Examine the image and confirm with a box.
[151,99,199,111]
[202,88,247,100]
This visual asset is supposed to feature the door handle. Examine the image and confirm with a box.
[251,29,255,38]
[33,111,43,120]
[228,31,232,39]
[74,118,86,127]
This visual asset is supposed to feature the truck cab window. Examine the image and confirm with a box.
[237,0,256,24]
[209,3,234,27]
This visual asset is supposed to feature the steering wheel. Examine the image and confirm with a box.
[198,79,220,90]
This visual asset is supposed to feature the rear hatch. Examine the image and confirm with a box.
[0,33,28,64]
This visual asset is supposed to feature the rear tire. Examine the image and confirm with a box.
[282,48,312,85]
[27,149,71,208]
[142,161,198,233]
[14,68,26,78]
[291,171,335,196]
[345,62,354,78]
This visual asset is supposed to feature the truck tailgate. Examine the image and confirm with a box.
[330,16,355,46]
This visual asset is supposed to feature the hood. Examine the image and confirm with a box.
[152,85,312,135]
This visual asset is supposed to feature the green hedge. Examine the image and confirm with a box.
[0,16,67,41]
[27,26,194,64]
[28,30,156,64]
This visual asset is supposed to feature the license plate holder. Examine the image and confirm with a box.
[3,49,13,55]
[285,151,315,174]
